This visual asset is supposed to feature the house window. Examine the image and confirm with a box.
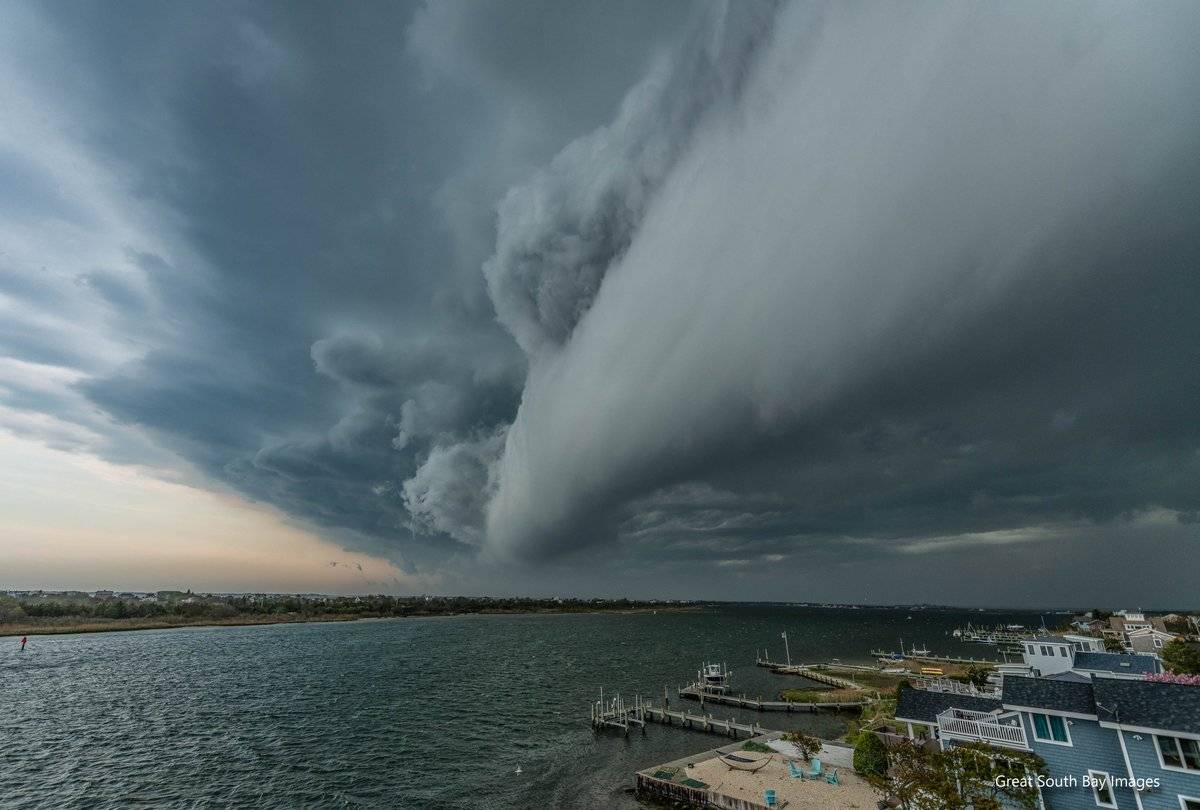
[1181,797,1200,810]
[1088,771,1117,808]
[1154,637,1164,648]
[1027,644,1035,655]
[1030,713,1070,744]
[1157,735,1200,771]
[1040,645,1052,656]
[1060,647,1070,656]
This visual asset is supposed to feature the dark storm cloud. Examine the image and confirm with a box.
[0,0,687,572]
[481,0,1200,600]
[483,1,779,354]
[4,0,1200,603]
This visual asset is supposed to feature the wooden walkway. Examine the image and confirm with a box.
[644,706,775,738]
[754,659,870,690]
[591,689,785,738]
[678,684,867,712]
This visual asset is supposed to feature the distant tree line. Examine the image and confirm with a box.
[0,593,680,624]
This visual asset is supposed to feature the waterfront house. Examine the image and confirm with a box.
[1106,614,1156,647]
[1127,628,1176,655]
[1018,636,1162,680]
[896,676,1200,809]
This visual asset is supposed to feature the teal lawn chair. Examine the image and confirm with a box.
[788,760,804,779]
[807,757,822,780]
[764,788,777,807]
[825,767,840,785]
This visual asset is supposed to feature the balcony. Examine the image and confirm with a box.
[936,708,1029,750]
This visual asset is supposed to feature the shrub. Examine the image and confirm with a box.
[1161,640,1200,676]
[853,731,889,780]
[894,679,911,699]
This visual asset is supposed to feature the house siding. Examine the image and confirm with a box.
[1018,712,1138,809]
[1120,729,1200,810]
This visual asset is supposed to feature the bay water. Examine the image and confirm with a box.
[1,604,1042,808]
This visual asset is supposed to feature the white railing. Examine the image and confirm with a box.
[913,677,1000,697]
[937,709,1028,749]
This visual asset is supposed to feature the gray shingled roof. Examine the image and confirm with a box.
[1002,675,1097,715]
[1073,651,1161,675]
[895,688,1002,723]
[1045,671,1091,683]
[1093,679,1200,734]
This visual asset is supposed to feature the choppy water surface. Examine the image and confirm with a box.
[1,604,1040,808]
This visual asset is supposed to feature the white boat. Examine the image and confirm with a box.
[909,644,930,656]
[719,751,771,772]
[697,662,732,692]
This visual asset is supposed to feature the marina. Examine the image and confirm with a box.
[951,621,1037,645]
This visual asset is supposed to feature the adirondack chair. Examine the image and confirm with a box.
[788,760,804,779]
[825,767,840,785]
[807,757,822,780]
[764,788,778,807]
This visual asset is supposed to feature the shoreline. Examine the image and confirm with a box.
[0,605,697,639]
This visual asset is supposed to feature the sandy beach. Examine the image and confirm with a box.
[686,754,878,809]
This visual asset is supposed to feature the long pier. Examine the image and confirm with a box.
[678,684,867,712]
[754,659,870,690]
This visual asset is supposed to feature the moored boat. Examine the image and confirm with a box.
[697,662,732,692]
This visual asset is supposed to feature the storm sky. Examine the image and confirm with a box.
[2,0,1199,606]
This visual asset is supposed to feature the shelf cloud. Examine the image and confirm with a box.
[480,1,1200,566]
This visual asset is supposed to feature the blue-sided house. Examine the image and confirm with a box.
[1092,678,1200,810]
[896,676,1200,809]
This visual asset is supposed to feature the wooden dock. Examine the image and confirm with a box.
[644,706,775,738]
[754,659,870,690]
[591,690,780,738]
[590,690,648,733]
[677,684,867,712]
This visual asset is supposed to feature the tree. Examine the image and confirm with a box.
[876,740,1045,810]
[1103,636,1125,652]
[853,731,889,781]
[781,729,822,761]
[963,665,990,690]
[1161,639,1200,675]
